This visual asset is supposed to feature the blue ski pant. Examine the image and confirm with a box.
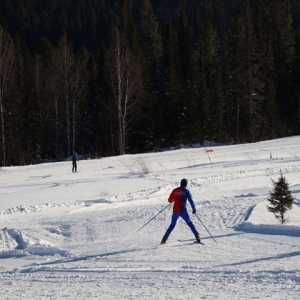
[162,211,199,241]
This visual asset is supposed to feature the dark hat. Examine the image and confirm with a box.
[180,178,188,187]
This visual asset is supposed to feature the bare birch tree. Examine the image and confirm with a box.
[0,25,14,166]
[56,32,85,157]
[56,32,72,156]
[108,29,141,155]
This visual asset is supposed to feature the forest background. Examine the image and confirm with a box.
[0,0,300,166]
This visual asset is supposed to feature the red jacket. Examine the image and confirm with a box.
[168,186,196,214]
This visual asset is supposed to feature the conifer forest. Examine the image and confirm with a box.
[0,0,300,165]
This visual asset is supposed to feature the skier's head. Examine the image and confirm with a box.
[180,178,188,188]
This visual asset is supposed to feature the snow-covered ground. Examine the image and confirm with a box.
[1,137,300,299]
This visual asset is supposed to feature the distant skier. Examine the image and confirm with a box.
[161,178,201,244]
[72,152,78,172]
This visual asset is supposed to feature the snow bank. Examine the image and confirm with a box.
[236,200,300,236]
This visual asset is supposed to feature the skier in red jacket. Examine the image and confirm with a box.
[161,178,201,244]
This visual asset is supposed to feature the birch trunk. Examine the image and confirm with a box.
[108,29,140,155]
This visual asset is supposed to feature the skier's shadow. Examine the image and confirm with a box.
[177,232,244,243]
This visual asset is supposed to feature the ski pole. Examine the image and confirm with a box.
[137,203,171,232]
[195,213,217,244]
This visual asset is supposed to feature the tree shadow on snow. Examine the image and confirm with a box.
[219,251,300,267]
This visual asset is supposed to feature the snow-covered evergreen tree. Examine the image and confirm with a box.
[267,172,294,224]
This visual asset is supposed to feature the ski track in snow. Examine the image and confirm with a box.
[1,164,298,217]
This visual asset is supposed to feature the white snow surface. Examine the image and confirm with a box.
[1,137,300,299]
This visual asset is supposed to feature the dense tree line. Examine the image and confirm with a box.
[0,0,300,165]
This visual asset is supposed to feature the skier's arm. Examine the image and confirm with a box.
[187,190,196,213]
[168,190,175,203]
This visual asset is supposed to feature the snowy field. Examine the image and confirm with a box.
[0,137,300,299]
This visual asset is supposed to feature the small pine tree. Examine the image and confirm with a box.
[267,172,294,224]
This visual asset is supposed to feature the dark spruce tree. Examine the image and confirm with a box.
[15,39,42,165]
[177,0,199,144]
[270,0,295,134]
[267,172,294,224]
[136,0,163,152]
[35,37,57,160]
[292,25,300,133]
[195,20,223,142]
[255,0,295,137]
[95,43,114,156]
[82,45,107,157]
[160,22,181,148]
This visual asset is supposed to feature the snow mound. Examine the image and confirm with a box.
[236,200,300,236]
[0,202,83,215]
[1,246,72,258]
[0,228,72,257]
